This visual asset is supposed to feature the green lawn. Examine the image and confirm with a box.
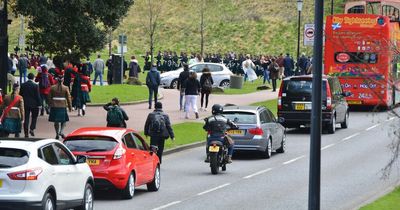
[360,186,400,210]
[216,78,281,95]
[140,122,205,150]
[89,84,149,104]
[250,98,278,116]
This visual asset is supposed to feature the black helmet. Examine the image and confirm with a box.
[212,104,223,115]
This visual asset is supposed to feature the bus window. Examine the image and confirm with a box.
[347,5,365,14]
[383,5,400,21]
[335,52,378,64]
[367,2,381,15]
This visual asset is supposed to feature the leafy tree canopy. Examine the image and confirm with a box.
[14,0,134,60]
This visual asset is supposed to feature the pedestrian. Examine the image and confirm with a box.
[63,60,74,90]
[199,67,213,111]
[93,54,105,86]
[10,53,17,75]
[144,102,175,164]
[85,58,93,76]
[269,58,280,92]
[184,71,201,119]
[276,54,284,79]
[146,64,160,109]
[296,53,309,75]
[36,65,56,115]
[106,56,113,85]
[71,67,86,116]
[18,54,29,84]
[20,73,41,138]
[48,75,72,139]
[261,56,271,85]
[0,83,24,137]
[242,54,257,82]
[39,53,48,65]
[103,97,129,127]
[79,69,92,116]
[177,63,190,111]
[128,55,141,78]
[283,53,294,77]
[46,56,56,69]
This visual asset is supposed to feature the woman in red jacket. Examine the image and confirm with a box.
[35,65,56,115]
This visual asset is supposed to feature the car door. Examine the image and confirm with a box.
[261,109,279,149]
[267,109,284,146]
[190,64,205,81]
[39,144,71,201]
[259,110,272,146]
[208,64,224,86]
[132,133,154,183]
[53,143,86,200]
[332,78,346,122]
[122,133,146,185]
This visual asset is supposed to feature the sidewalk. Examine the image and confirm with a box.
[32,88,278,138]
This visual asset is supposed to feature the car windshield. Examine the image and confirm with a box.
[0,148,29,168]
[283,80,327,97]
[223,112,257,124]
[64,136,118,152]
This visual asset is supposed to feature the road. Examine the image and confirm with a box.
[94,109,400,210]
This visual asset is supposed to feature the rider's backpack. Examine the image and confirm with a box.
[149,113,166,135]
[107,106,123,126]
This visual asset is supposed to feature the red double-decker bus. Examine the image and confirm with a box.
[324,0,400,107]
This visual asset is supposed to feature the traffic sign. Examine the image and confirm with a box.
[304,24,314,46]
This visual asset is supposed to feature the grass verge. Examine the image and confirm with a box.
[141,122,205,150]
[359,186,400,210]
[215,78,281,95]
[250,98,278,116]
[89,84,149,104]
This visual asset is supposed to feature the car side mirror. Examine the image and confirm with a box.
[342,91,351,97]
[278,117,285,124]
[76,155,87,164]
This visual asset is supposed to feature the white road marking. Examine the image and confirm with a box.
[152,201,182,210]
[197,183,231,196]
[366,123,380,131]
[243,168,273,179]
[386,117,396,122]
[341,132,360,142]
[283,155,305,165]
[321,143,335,150]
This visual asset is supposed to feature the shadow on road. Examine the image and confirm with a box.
[94,188,149,200]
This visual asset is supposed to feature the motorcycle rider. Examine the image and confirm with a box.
[203,104,238,163]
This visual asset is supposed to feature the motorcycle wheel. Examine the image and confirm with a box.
[210,152,219,175]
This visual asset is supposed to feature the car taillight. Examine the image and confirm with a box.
[278,82,284,110]
[326,83,332,110]
[113,147,126,159]
[249,127,264,135]
[8,168,43,180]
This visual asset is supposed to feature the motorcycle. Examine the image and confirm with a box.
[207,136,229,175]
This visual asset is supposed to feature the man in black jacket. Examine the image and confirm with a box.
[177,63,190,111]
[144,102,175,164]
[19,73,42,138]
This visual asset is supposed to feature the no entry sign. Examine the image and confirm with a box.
[304,24,315,46]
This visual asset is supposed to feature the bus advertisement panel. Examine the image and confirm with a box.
[324,14,400,107]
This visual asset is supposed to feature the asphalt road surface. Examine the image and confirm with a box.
[94,109,400,210]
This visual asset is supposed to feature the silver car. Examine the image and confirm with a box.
[160,63,233,89]
[223,106,286,158]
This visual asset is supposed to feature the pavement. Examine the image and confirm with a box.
[32,87,278,139]
[94,109,400,210]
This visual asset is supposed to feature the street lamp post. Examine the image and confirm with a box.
[296,0,303,63]
[0,0,9,94]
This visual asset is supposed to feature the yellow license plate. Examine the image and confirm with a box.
[86,159,100,166]
[0,179,2,188]
[209,146,220,152]
[295,103,305,110]
[347,100,362,105]
[227,130,244,135]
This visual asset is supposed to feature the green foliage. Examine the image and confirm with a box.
[360,186,400,210]
[13,0,134,58]
[89,84,148,104]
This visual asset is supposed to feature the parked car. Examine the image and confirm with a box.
[277,75,350,134]
[0,139,94,210]
[160,62,233,89]
[64,127,160,199]
[222,105,286,159]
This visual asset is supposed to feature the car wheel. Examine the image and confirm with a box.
[121,173,135,199]
[147,166,161,192]
[75,183,93,210]
[42,192,55,210]
[341,112,349,129]
[261,138,272,159]
[328,116,336,134]
[170,79,178,89]
[219,80,230,88]
[276,133,286,153]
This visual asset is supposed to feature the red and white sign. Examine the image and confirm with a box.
[336,53,350,63]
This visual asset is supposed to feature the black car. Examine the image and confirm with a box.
[277,75,350,134]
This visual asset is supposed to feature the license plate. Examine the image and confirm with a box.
[295,103,305,110]
[86,159,100,166]
[347,100,362,105]
[209,146,220,152]
[227,130,244,136]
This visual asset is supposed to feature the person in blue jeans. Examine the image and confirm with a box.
[18,54,29,84]
[146,64,161,109]
[203,104,238,163]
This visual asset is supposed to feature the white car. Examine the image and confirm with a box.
[160,62,233,89]
[0,139,94,210]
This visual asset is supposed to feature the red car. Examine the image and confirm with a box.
[63,127,160,199]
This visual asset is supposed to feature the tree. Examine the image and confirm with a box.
[199,0,205,58]
[144,0,161,65]
[13,0,134,60]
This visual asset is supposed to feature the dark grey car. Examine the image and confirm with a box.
[223,106,286,159]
